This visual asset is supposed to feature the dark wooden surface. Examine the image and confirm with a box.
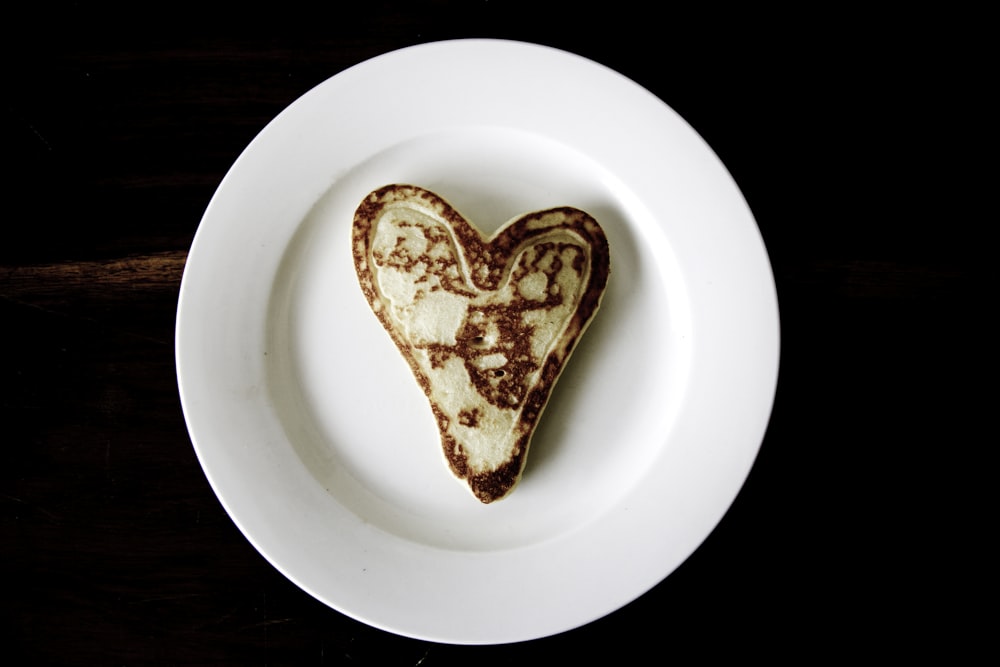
[3,3,980,664]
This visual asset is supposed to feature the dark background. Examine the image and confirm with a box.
[3,2,983,664]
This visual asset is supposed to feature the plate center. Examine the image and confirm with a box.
[266,126,691,551]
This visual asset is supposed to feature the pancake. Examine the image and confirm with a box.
[352,184,610,503]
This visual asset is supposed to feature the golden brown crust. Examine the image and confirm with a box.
[352,184,610,503]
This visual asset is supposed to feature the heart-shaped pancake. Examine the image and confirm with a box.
[352,185,610,503]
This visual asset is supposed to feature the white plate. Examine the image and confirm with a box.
[176,39,779,644]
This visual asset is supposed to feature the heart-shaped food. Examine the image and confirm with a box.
[352,185,610,503]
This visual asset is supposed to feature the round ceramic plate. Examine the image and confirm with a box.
[176,39,779,644]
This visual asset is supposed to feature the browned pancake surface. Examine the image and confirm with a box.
[353,184,609,503]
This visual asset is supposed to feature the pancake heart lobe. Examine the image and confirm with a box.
[352,184,610,503]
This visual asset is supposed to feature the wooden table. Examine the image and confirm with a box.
[3,4,976,663]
